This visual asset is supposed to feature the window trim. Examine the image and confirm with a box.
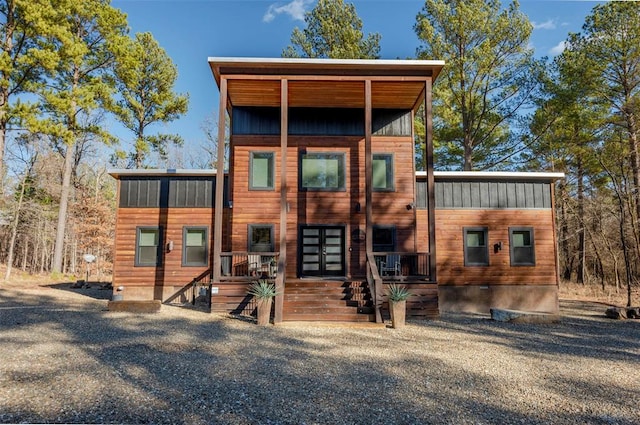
[135,226,162,267]
[248,224,275,252]
[509,227,536,266]
[299,152,346,192]
[463,227,489,267]
[249,151,275,191]
[372,225,396,252]
[182,226,209,267]
[372,153,395,192]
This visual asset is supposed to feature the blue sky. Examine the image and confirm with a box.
[109,0,604,166]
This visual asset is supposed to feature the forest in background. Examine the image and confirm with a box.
[1,0,638,306]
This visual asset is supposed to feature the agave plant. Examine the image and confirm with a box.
[387,283,412,302]
[248,279,277,299]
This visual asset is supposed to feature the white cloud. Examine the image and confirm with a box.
[549,41,567,56]
[263,0,312,23]
[533,19,557,30]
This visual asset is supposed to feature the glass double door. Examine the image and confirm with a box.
[300,226,345,277]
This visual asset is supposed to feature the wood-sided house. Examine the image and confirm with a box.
[109,57,563,322]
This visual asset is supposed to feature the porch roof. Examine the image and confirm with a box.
[208,57,445,111]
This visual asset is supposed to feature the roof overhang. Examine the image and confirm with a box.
[108,169,218,179]
[208,57,445,110]
[419,171,566,182]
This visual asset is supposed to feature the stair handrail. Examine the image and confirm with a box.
[163,269,212,306]
[366,251,384,323]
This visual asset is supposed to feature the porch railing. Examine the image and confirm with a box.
[219,252,280,281]
[366,251,384,323]
[373,252,431,281]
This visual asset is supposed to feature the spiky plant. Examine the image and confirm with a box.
[387,284,412,302]
[248,279,277,299]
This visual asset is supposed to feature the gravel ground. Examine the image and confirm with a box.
[0,283,638,425]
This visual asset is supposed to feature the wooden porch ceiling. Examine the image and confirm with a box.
[209,57,445,110]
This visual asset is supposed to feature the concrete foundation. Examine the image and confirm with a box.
[438,284,559,314]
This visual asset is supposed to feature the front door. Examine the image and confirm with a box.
[300,226,345,277]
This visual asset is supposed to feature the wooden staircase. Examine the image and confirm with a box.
[283,279,375,322]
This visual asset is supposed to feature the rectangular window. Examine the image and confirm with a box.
[373,225,396,252]
[464,227,489,266]
[300,152,345,191]
[249,224,274,252]
[250,151,274,190]
[373,154,394,191]
[510,227,535,266]
[136,227,162,266]
[183,227,208,266]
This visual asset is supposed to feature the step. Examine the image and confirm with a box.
[283,313,375,322]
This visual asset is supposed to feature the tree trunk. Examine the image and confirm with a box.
[576,157,585,284]
[52,142,75,273]
[4,172,27,281]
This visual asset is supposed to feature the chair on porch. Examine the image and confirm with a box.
[380,254,401,276]
[248,254,274,278]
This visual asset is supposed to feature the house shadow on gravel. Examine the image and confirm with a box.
[46,282,113,300]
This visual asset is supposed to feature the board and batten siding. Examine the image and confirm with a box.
[415,180,552,210]
[119,176,228,208]
[231,106,411,137]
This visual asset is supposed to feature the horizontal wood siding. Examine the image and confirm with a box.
[382,282,439,319]
[113,206,225,298]
[434,209,558,286]
[230,135,417,278]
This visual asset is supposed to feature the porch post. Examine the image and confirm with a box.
[212,77,227,284]
[275,78,288,324]
[365,79,373,257]
[365,79,382,322]
[424,78,437,282]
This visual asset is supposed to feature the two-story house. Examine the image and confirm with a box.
[110,57,562,323]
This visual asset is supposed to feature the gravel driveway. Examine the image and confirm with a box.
[0,283,638,424]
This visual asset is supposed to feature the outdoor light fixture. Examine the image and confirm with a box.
[494,241,503,253]
[355,202,361,213]
[406,202,415,210]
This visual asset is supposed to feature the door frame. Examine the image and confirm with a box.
[297,224,347,278]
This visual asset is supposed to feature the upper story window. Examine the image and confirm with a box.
[183,227,208,267]
[136,227,162,267]
[250,152,275,190]
[510,227,535,266]
[464,227,489,266]
[300,152,346,191]
[373,153,394,191]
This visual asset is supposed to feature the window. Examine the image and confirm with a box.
[373,225,396,252]
[250,152,274,190]
[300,152,345,191]
[373,154,394,191]
[464,227,489,266]
[510,227,535,266]
[249,224,274,252]
[136,227,162,266]
[183,227,208,266]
